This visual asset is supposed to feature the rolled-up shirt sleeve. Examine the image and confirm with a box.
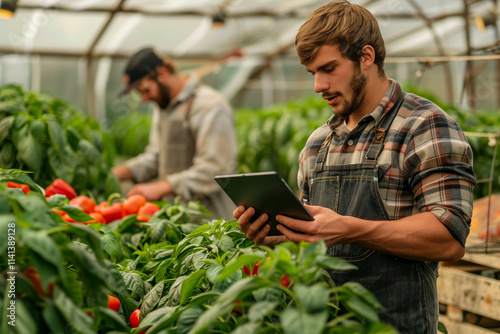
[405,111,476,246]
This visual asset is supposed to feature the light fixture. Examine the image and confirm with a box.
[475,7,498,32]
[212,9,226,28]
[0,0,18,20]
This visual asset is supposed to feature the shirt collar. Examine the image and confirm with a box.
[326,79,401,131]
[169,74,200,108]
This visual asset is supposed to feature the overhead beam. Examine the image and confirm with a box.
[85,0,125,120]
[16,4,466,21]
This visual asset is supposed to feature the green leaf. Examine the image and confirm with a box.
[46,194,69,207]
[315,255,358,271]
[140,281,164,319]
[179,269,206,305]
[47,146,76,183]
[281,307,328,334]
[14,192,55,229]
[340,282,382,310]
[10,299,39,334]
[230,322,261,334]
[0,214,15,254]
[13,123,43,179]
[190,278,265,334]
[339,294,379,323]
[165,276,189,307]
[138,306,178,334]
[252,286,283,302]
[438,321,448,334]
[78,139,100,164]
[247,301,278,322]
[46,114,67,158]
[150,219,168,243]
[0,115,15,145]
[155,259,171,282]
[90,224,122,260]
[123,272,145,299]
[216,254,263,282]
[188,291,220,307]
[95,306,130,332]
[60,204,93,222]
[62,242,110,290]
[42,299,68,334]
[294,283,329,313]
[64,223,105,261]
[0,141,16,169]
[52,287,95,334]
[177,306,203,334]
[21,229,63,274]
[61,268,83,306]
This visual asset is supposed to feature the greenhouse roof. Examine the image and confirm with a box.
[1,0,498,59]
[1,0,500,117]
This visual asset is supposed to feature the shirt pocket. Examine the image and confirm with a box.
[328,244,375,263]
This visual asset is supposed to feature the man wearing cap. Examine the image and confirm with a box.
[113,47,237,220]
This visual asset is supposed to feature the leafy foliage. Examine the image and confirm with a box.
[0,85,120,201]
[110,113,152,158]
[0,170,396,334]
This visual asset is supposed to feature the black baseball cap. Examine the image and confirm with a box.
[120,47,163,95]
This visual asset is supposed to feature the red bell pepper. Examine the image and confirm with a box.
[87,212,106,224]
[123,194,147,215]
[45,178,77,200]
[107,295,120,312]
[95,201,124,223]
[6,181,30,194]
[130,309,148,334]
[242,265,251,276]
[69,195,96,214]
[280,274,291,288]
[252,263,259,276]
[136,202,160,222]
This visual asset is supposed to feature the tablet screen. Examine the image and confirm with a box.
[214,171,313,236]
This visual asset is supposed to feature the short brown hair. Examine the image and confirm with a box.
[161,57,177,75]
[295,1,386,76]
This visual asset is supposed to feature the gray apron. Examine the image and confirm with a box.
[307,92,438,333]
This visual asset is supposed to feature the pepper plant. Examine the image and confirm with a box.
[0,84,120,201]
[0,169,399,333]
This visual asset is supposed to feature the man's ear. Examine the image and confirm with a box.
[360,45,375,70]
[156,67,170,81]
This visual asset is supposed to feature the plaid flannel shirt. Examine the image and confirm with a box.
[298,80,476,246]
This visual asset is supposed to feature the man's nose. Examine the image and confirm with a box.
[314,74,328,94]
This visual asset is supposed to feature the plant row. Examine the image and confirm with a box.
[0,169,397,334]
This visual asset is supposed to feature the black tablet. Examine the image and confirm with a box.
[214,171,314,236]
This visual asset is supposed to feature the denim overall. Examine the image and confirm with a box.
[308,93,438,333]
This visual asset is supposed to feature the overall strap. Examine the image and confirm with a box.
[182,93,197,149]
[312,131,334,173]
[362,91,407,168]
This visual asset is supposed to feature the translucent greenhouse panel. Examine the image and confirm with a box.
[0,55,31,88]
[386,16,464,56]
[96,14,203,55]
[0,8,108,53]
[96,13,279,59]
[18,0,120,9]
[363,0,463,18]
[124,0,227,12]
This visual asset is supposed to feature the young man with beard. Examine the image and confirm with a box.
[234,1,476,332]
[113,47,237,219]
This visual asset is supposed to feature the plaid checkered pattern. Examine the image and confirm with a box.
[298,80,476,246]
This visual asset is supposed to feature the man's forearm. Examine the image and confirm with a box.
[345,212,465,262]
[112,165,134,181]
